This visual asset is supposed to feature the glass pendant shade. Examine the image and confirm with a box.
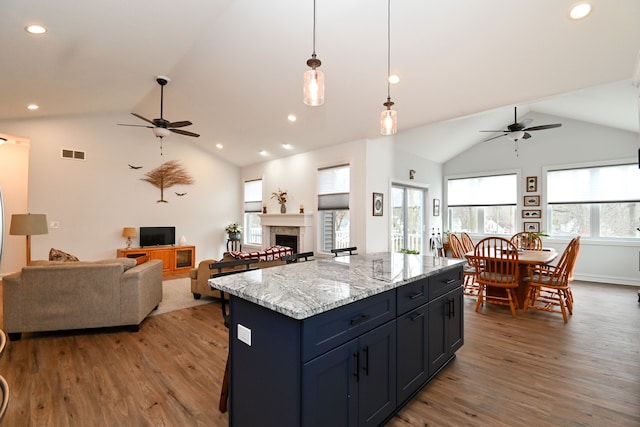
[304,68,325,106]
[380,107,397,135]
[507,130,525,141]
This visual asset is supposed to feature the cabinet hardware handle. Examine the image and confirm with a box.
[350,314,370,325]
[444,278,457,285]
[410,312,424,321]
[409,292,424,300]
[450,297,455,317]
[363,346,370,376]
[353,352,360,382]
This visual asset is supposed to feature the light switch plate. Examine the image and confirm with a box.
[238,324,252,346]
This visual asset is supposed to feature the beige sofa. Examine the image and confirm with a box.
[190,253,285,300]
[2,258,163,340]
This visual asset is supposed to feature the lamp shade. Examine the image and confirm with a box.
[10,214,48,236]
[507,131,525,142]
[153,127,171,138]
[122,227,137,238]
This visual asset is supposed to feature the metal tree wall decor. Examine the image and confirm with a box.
[141,160,194,203]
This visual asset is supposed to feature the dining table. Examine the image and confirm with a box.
[464,248,558,308]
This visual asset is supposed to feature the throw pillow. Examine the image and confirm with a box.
[49,248,80,262]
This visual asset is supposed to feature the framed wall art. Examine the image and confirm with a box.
[524,222,540,233]
[526,176,538,192]
[373,192,384,216]
[524,195,540,206]
[522,209,541,219]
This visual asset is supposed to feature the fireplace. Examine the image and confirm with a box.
[276,234,298,254]
[259,214,314,253]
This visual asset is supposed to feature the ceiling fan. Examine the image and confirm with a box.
[480,106,561,142]
[118,76,199,152]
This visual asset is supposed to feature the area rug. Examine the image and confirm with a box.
[149,277,216,316]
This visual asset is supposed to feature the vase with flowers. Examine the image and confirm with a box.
[225,222,243,240]
[271,188,288,214]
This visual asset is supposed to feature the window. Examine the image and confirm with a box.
[447,173,517,235]
[391,185,425,253]
[547,164,640,238]
[244,179,262,245]
[318,165,350,252]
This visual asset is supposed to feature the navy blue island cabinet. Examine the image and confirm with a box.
[220,258,464,427]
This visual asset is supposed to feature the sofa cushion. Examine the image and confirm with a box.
[93,258,138,271]
[49,248,80,262]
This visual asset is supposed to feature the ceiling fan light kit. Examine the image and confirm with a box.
[303,0,324,106]
[118,75,200,154]
[380,0,397,136]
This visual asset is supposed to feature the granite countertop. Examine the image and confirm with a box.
[208,253,464,320]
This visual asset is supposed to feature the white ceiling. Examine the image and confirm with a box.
[2,0,639,166]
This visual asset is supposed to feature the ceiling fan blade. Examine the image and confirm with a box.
[480,130,508,133]
[168,120,193,128]
[523,123,562,131]
[118,123,153,128]
[522,132,532,139]
[131,112,155,125]
[483,133,508,142]
[170,128,200,138]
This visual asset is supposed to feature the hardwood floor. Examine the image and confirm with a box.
[0,280,638,426]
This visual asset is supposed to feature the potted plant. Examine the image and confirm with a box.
[225,222,243,240]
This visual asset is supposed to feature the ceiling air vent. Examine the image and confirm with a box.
[61,149,86,160]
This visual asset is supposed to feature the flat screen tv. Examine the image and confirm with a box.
[139,226,175,247]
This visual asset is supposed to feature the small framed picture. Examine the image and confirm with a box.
[524,222,540,233]
[526,176,538,192]
[373,192,383,216]
[433,198,440,216]
[522,209,542,219]
[524,195,540,206]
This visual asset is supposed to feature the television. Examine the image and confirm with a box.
[139,226,175,247]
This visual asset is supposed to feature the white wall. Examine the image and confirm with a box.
[0,140,30,275]
[0,111,240,273]
[444,112,640,285]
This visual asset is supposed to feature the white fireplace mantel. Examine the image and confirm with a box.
[259,213,314,228]
[259,214,314,253]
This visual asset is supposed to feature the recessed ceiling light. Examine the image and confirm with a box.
[388,74,400,84]
[282,143,293,150]
[259,150,268,156]
[25,24,47,34]
[216,143,223,149]
[287,114,297,122]
[570,2,591,20]
[27,104,39,110]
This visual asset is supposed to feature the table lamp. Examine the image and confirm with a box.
[122,227,136,249]
[10,213,48,265]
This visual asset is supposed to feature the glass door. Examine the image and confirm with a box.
[391,185,426,254]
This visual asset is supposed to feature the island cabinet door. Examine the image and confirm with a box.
[427,286,464,376]
[446,287,464,355]
[302,339,359,427]
[357,320,397,427]
[302,320,396,427]
[396,303,429,404]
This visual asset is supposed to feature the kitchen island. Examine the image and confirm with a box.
[209,253,465,427]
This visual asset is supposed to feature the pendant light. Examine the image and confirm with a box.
[380,0,397,135]
[304,0,324,106]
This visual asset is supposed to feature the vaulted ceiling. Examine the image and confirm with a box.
[2,0,639,166]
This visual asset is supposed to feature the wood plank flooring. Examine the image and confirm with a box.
[0,280,638,426]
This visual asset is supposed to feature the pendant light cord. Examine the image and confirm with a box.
[312,0,317,57]
[386,0,391,100]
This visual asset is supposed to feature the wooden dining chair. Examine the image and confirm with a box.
[523,236,579,323]
[449,234,479,296]
[460,232,474,253]
[0,374,8,423]
[474,237,520,318]
[510,231,543,250]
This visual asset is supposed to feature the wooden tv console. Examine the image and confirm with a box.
[117,245,195,275]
